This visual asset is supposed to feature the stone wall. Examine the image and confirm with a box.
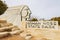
[26,21,58,30]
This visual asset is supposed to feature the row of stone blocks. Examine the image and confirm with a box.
[0,20,33,40]
[0,20,24,38]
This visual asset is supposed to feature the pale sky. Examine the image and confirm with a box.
[2,0,60,19]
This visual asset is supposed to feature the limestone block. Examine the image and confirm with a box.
[12,26,20,31]
[9,30,21,35]
[20,32,27,38]
[0,26,13,32]
[25,34,32,40]
[3,23,13,27]
[0,20,7,23]
[0,23,13,27]
[0,32,11,38]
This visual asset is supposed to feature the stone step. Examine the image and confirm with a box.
[0,26,21,32]
[0,26,14,32]
[0,20,7,23]
[0,32,11,38]
[9,30,21,35]
[0,30,22,38]
[0,23,13,27]
[0,19,22,38]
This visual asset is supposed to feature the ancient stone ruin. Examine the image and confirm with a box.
[0,20,22,38]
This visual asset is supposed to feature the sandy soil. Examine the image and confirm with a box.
[0,35,25,40]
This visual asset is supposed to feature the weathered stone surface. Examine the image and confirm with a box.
[0,20,21,38]
[0,20,7,23]
[0,32,11,38]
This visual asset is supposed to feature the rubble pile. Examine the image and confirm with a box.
[0,20,21,38]
[0,20,33,40]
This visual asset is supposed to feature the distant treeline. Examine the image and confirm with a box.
[51,17,60,25]
[0,0,8,15]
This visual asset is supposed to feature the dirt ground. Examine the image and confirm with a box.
[0,35,25,40]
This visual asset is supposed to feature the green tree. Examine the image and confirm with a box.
[31,18,38,21]
[0,0,8,15]
[51,17,60,25]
